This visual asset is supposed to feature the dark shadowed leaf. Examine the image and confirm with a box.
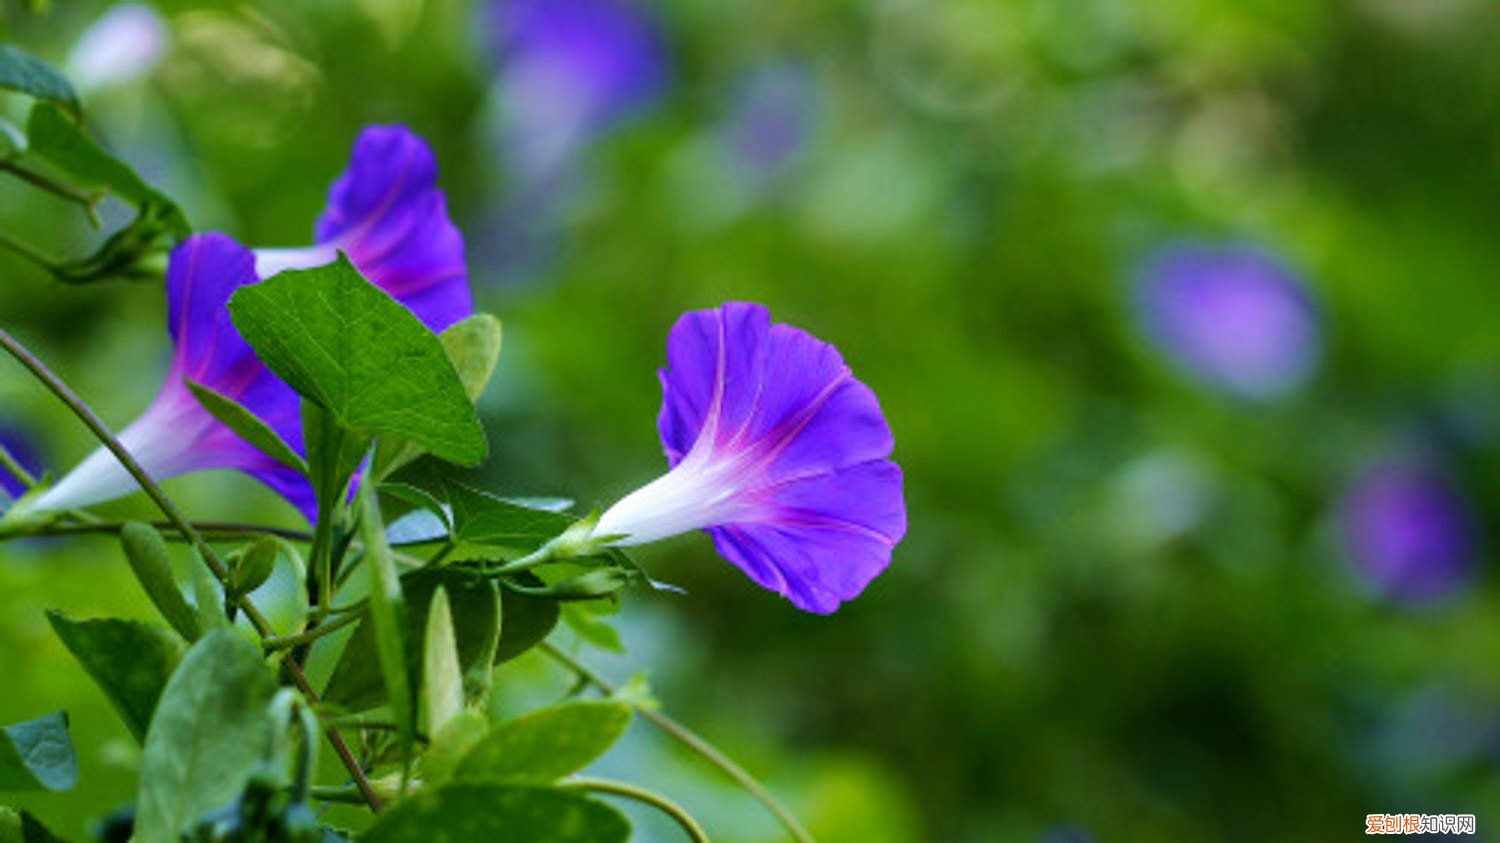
[46,612,186,743]
[494,574,561,663]
[453,701,631,784]
[360,785,628,843]
[0,713,76,793]
[0,806,68,843]
[227,256,485,466]
[324,568,499,712]
[134,630,275,843]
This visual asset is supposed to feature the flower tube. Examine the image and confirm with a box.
[595,303,906,613]
[35,126,471,520]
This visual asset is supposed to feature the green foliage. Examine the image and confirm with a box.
[228,257,486,467]
[422,588,463,736]
[360,785,630,843]
[45,612,185,743]
[357,487,416,762]
[0,713,76,793]
[0,807,66,843]
[187,382,309,476]
[118,522,201,641]
[373,314,503,481]
[444,482,573,552]
[325,568,500,712]
[494,575,562,663]
[231,538,281,597]
[454,702,632,785]
[0,46,78,117]
[135,630,276,843]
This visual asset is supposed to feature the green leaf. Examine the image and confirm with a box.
[135,629,276,843]
[324,569,499,712]
[494,574,561,663]
[119,522,201,641]
[227,256,486,466]
[231,538,281,596]
[358,486,415,760]
[422,589,463,736]
[45,612,186,743]
[446,483,573,552]
[420,710,488,787]
[560,603,625,654]
[360,785,629,843]
[25,103,186,236]
[370,315,503,481]
[0,46,78,117]
[0,807,67,843]
[0,713,76,793]
[187,381,308,475]
[454,701,631,784]
[0,118,25,160]
[440,314,503,403]
[188,549,229,632]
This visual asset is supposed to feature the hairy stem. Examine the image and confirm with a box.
[563,778,710,843]
[0,328,385,814]
[541,641,814,843]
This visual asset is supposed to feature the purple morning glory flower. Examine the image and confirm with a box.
[1339,460,1478,603]
[35,126,471,521]
[488,0,670,175]
[594,303,906,614]
[0,423,45,500]
[1135,243,1321,400]
[718,63,820,188]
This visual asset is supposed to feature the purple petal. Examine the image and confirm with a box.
[315,126,471,332]
[1135,242,1321,400]
[0,423,45,499]
[490,0,670,143]
[604,301,906,613]
[38,234,315,521]
[1339,460,1477,604]
[718,63,819,184]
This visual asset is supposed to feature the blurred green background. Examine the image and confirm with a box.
[3,0,1500,840]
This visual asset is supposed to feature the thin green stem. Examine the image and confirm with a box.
[10,519,312,543]
[263,608,364,652]
[0,328,384,814]
[309,784,370,805]
[0,231,60,273]
[0,161,103,225]
[0,441,38,489]
[563,778,710,843]
[540,642,814,843]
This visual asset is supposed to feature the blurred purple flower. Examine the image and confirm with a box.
[66,3,167,93]
[1041,828,1094,843]
[36,126,470,521]
[1339,461,1478,603]
[595,303,906,613]
[1135,243,1321,400]
[488,0,670,176]
[0,424,45,500]
[717,63,820,189]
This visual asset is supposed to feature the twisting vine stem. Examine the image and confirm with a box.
[562,778,710,843]
[540,641,815,843]
[0,327,385,814]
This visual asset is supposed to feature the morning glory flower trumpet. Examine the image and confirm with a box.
[34,126,471,520]
[594,302,906,613]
